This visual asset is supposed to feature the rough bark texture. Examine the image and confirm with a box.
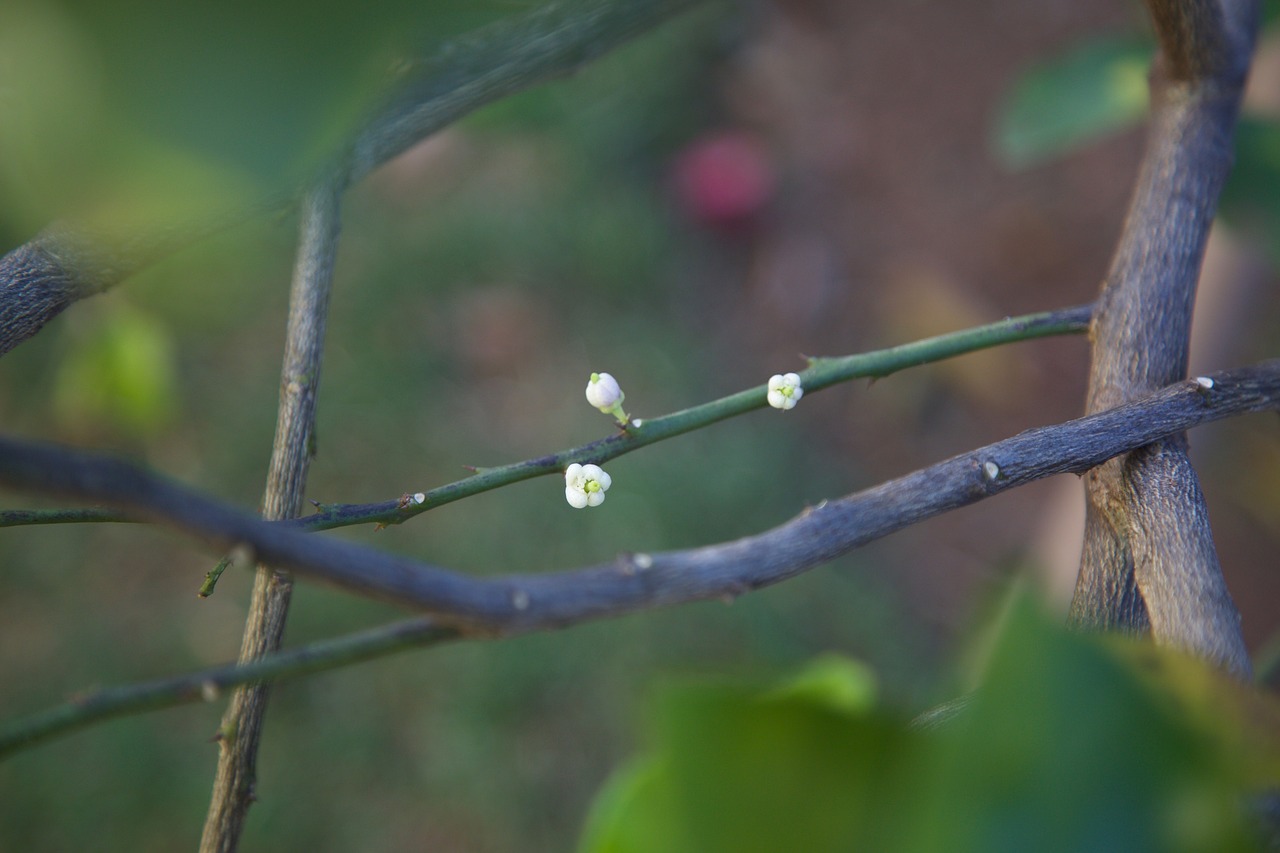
[1069,0,1257,676]
[199,183,341,853]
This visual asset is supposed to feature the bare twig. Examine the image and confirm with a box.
[199,180,342,853]
[1,363,1278,760]
[0,506,136,527]
[1071,0,1259,675]
[0,0,704,358]
[0,619,457,759]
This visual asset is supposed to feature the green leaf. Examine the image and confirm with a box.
[52,300,177,439]
[906,599,1261,853]
[577,757,690,853]
[581,604,1275,853]
[993,34,1152,168]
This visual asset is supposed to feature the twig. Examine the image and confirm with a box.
[0,507,137,527]
[1071,0,1259,675]
[1,362,1277,760]
[199,180,342,853]
[0,618,458,759]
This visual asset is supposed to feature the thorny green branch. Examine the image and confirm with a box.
[298,304,1091,533]
[0,304,1092,541]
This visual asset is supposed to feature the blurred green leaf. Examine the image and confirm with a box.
[579,660,915,853]
[52,299,177,439]
[1221,117,1280,263]
[0,0,522,231]
[907,600,1261,853]
[994,35,1152,168]
[577,757,688,853]
[582,601,1277,853]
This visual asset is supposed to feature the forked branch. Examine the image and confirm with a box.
[1072,0,1260,675]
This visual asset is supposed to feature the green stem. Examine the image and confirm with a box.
[0,507,136,527]
[0,619,458,760]
[301,304,1093,531]
[0,304,1092,536]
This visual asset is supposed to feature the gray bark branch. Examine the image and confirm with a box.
[1070,0,1258,676]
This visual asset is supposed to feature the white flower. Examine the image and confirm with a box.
[585,372,629,424]
[767,372,804,410]
[565,462,612,508]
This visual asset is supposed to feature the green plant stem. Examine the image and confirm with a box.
[299,304,1094,532]
[0,618,458,759]
[0,507,136,526]
[0,304,1093,543]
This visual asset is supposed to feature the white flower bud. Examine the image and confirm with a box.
[586,372,624,410]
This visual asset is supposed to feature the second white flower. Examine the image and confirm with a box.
[565,462,612,508]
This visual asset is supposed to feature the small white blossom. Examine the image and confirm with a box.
[565,462,612,508]
[767,372,804,410]
[586,372,629,424]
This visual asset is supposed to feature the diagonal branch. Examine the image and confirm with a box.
[1071,0,1259,675]
[0,0,705,358]
[1,363,1279,760]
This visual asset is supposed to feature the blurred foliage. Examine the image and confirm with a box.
[1221,117,1280,264]
[992,35,1152,169]
[993,18,1280,263]
[580,600,1280,853]
[0,0,531,235]
[51,299,177,441]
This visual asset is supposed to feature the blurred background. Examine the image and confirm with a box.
[1,0,1279,849]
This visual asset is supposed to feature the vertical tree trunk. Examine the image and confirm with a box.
[1069,0,1256,676]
